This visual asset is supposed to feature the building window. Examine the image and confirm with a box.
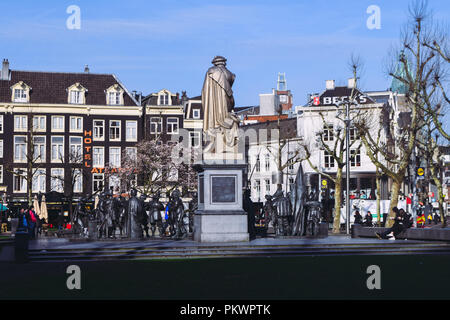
[14,115,27,132]
[32,169,46,193]
[73,169,83,193]
[50,168,64,193]
[150,117,162,134]
[109,120,121,141]
[108,92,121,105]
[93,173,104,193]
[0,140,3,158]
[93,147,104,168]
[128,174,137,189]
[0,165,3,183]
[265,179,271,194]
[288,152,295,170]
[255,179,261,194]
[255,156,261,172]
[93,120,104,141]
[51,136,64,162]
[33,136,46,162]
[51,116,64,132]
[324,150,335,168]
[349,128,358,142]
[32,116,46,132]
[13,89,27,102]
[125,147,137,162]
[109,147,121,168]
[323,124,334,141]
[13,169,26,193]
[189,131,201,148]
[69,136,83,163]
[159,93,169,105]
[265,154,271,171]
[109,175,121,193]
[0,115,3,133]
[126,121,137,141]
[193,109,200,119]
[14,136,27,162]
[70,116,83,132]
[69,90,83,104]
[167,118,179,134]
[350,149,361,167]
[289,178,295,191]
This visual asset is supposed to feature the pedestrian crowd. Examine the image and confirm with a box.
[16,206,46,239]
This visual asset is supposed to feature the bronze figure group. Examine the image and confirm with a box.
[72,188,193,240]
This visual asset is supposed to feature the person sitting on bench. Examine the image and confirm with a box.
[375,207,405,240]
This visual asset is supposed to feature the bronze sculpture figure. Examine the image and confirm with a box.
[201,56,239,153]
[148,192,165,237]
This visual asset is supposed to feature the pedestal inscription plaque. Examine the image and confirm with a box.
[211,176,236,203]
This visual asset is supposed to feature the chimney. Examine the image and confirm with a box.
[1,59,10,80]
[325,80,335,90]
[181,91,188,103]
[84,65,90,73]
[348,78,356,89]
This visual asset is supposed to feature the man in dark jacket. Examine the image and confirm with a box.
[376,207,405,240]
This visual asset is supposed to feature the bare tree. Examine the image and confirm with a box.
[301,60,363,233]
[48,144,88,228]
[7,112,44,207]
[115,138,198,197]
[355,1,447,226]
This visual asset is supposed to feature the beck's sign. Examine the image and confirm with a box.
[314,95,369,106]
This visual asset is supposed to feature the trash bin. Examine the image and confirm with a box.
[14,229,29,263]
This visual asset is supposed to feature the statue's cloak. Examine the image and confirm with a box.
[201,65,235,134]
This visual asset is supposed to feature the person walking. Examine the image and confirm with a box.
[27,206,37,239]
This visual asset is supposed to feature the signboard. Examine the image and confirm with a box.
[321,179,328,189]
[313,96,320,106]
[417,167,425,179]
[312,87,374,107]
[321,95,369,106]
[84,129,92,168]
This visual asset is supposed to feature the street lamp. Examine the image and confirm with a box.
[333,98,356,235]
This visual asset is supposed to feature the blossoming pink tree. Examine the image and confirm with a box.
[108,139,198,197]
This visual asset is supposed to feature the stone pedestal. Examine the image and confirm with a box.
[194,163,249,242]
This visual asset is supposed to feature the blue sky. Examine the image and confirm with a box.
[0,0,449,109]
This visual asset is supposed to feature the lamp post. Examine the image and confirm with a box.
[334,98,355,235]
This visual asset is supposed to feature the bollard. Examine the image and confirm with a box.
[14,229,29,263]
